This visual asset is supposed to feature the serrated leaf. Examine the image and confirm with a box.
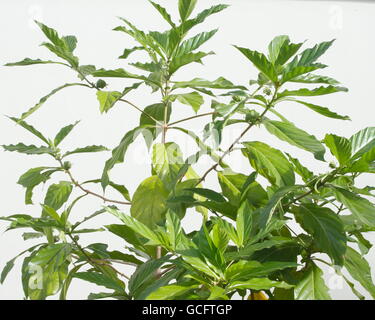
[19,83,84,120]
[3,143,53,155]
[293,204,346,265]
[176,29,218,57]
[234,46,278,82]
[180,4,229,33]
[149,1,176,27]
[63,145,108,157]
[173,77,246,90]
[101,126,145,189]
[293,100,350,120]
[277,85,348,98]
[5,58,63,66]
[119,46,144,59]
[264,119,325,161]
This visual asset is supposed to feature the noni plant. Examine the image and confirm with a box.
[1,0,375,300]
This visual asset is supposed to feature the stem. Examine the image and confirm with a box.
[196,85,275,184]
[197,103,273,185]
[119,98,162,124]
[57,159,131,205]
[169,112,216,126]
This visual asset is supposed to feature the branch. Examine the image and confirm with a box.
[168,112,216,126]
[57,159,131,205]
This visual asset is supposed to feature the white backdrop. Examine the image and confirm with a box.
[0,0,374,299]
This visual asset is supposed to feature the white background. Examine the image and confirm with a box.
[0,0,374,299]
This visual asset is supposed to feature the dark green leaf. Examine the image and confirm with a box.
[293,204,346,265]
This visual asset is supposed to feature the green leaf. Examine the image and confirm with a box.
[290,74,340,85]
[2,143,53,155]
[119,46,144,59]
[149,1,175,27]
[344,247,375,299]
[234,46,278,82]
[180,4,229,33]
[44,181,73,211]
[286,153,314,183]
[282,64,326,83]
[293,100,350,120]
[17,167,58,204]
[268,35,302,66]
[277,85,348,99]
[228,278,293,291]
[96,90,122,113]
[293,204,346,266]
[347,147,375,173]
[128,257,168,298]
[152,143,183,189]
[146,283,198,300]
[324,134,351,166]
[35,21,79,67]
[242,141,295,187]
[258,186,298,229]
[176,29,218,57]
[225,260,297,281]
[31,243,71,270]
[106,207,163,246]
[19,83,85,120]
[174,92,204,113]
[165,211,184,251]
[179,0,197,21]
[264,119,325,161]
[5,58,64,66]
[332,187,375,227]
[186,188,226,203]
[349,127,375,161]
[268,35,290,64]
[7,117,49,144]
[1,244,42,285]
[101,126,144,189]
[295,263,331,300]
[169,51,213,74]
[294,40,335,67]
[236,201,253,247]
[173,77,246,90]
[131,176,169,227]
[63,145,108,157]
[54,121,80,146]
[74,272,124,292]
[93,68,158,87]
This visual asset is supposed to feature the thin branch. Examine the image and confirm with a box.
[57,159,131,205]
[169,112,216,126]
[119,98,162,124]
[197,104,272,185]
